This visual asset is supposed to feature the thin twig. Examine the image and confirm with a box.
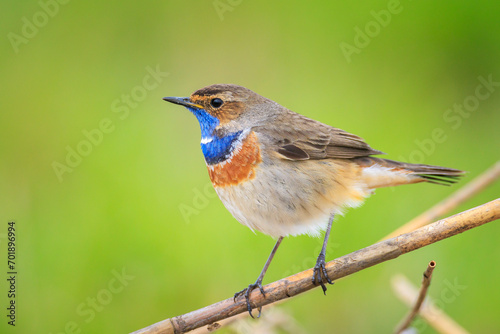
[383,161,500,240]
[131,199,499,334]
[392,274,470,334]
[395,261,436,333]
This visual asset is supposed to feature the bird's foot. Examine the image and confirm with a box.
[233,280,265,318]
[312,254,334,294]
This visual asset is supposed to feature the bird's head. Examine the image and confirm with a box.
[164,84,279,164]
[164,84,279,135]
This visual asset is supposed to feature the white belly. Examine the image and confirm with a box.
[214,158,371,238]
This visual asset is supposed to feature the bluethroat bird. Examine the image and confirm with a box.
[163,84,464,317]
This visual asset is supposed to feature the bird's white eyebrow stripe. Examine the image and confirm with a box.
[201,137,213,144]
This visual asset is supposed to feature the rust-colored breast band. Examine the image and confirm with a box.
[208,131,262,187]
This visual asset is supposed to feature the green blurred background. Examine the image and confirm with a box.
[1,0,499,333]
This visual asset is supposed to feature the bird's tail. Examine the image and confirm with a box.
[353,157,465,189]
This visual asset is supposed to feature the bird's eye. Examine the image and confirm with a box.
[210,98,223,108]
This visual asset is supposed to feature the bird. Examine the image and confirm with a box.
[163,84,464,317]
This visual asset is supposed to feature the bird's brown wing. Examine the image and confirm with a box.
[257,110,384,160]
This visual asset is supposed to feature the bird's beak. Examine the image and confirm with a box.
[162,96,203,109]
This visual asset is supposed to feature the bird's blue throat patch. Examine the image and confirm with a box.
[187,107,242,165]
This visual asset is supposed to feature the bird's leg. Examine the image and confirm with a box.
[312,214,335,294]
[234,236,284,318]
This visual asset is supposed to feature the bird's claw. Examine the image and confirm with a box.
[234,281,265,318]
[312,255,334,294]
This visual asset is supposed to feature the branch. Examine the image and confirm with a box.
[394,261,436,333]
[131,199,499,334]
[383,160,500,240]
